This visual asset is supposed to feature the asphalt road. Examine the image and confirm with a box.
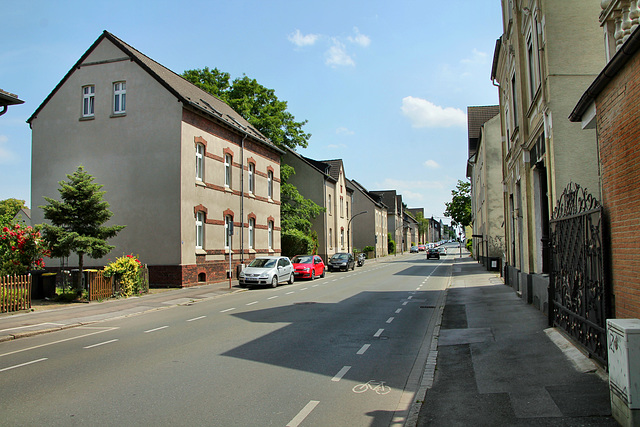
[0,251,453,426]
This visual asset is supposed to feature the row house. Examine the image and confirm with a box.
[427,217,442,244]
[491,0,604,307]
[466,106,504,268]
[370,190,406,253]
[406,207,427,244]
[349,179,389,258]
[403,211,419,248]
[28,31,283,287]
[569,1,640,320]
[281,150,353,262]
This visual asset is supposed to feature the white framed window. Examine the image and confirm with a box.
[249,218,255,249]
[511,73,518,128]
[196,143,204,181]
[340,197,344,218]
[341,228,344,249]
[225,215,233,249]
[113,82,126,114]
[329,228,333,248]
[82,85,95,117]
[196,211,204,249]
[268,221,274,249]
[267,170,273,199]
[346,201,349,219]
[328,194,332,215]
[248,163,255,194]
[225,154,232,188]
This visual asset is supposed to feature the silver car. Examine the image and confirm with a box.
[239,256,294,288]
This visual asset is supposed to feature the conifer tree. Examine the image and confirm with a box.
[40,166,125,288]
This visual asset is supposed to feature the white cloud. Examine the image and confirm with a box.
[0,135,15,163]
[336,126,355,135]
[460,48,488,65]
[288,29,320,47]
[325,39,355,67]
[348,27,371,47]
[401,96,467,128]
[424,159,440,169]
[328,143,348,149]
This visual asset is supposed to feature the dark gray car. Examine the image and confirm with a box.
[327,253,355,271]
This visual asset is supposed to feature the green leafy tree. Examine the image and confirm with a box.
[182,67,310,151]
[0,198,27,219]
[40,166,125,288]
[444,180,472,228]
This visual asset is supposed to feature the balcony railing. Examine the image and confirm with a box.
[601,0,640,60]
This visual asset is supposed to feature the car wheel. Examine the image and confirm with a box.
[311,270,316,280]
[288,272,294,284]
[351,263,355,270]
[271,276,278,288]
[321,268,325,278]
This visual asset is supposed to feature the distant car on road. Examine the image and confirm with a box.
[239,256,294,288]
[427,248,440,260]
[291,255,325,280]
[418,244,426,251]
[438,246,447,256]
[410,246,419,253]
[328,252,355,271]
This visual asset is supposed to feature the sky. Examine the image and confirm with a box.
[1,0,502,224]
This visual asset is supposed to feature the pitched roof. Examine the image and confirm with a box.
[349,179,387,209]
[467,105,499,157]
[0,89,24,107]
[27,31,281,153]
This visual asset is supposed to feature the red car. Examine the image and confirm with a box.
[291,255,325,280]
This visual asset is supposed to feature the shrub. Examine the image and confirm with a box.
[0,222,50,276]
[362,245,375,253]
[466,238,473,253]
[281,229,314,258]
[103,254,144,298]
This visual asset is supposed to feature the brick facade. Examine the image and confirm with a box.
[595,49,640,318]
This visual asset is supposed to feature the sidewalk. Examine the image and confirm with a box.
[414,253,617,426]
[0,280,245,342]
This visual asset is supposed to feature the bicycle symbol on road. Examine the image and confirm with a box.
[352,380,391,395]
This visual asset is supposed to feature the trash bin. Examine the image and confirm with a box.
[29,270,45,299]
[42,273,57,298]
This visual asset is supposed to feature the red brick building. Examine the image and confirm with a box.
[570,26,640,318]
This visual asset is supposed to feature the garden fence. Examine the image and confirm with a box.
[1,274,31,312]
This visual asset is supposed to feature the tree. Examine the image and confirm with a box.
[40,166,125,288]
[444,180,472,228]
[0,198,27,219]
[182,68,310,151]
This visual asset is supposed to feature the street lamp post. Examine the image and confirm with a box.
[347,211,368,254]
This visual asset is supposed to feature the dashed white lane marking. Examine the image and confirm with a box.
[402,301,408,306]
[144,326,168,333]
[220,308,236,313]
[407,296,413,300]
[395,308,402,314]
[374,328,384,337]
[300,288,308,291]
[287,400,320,427]
[84,339,118,349]
[386,317,395,324]
[267,296,279,300]
[0,358,47,372]
[332,365,351,382]
[246,301,258,306]
[286,291,295,295]
[187,316,206,322]
[357,344,371,355]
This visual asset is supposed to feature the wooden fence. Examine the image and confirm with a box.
[1,274,31,313]
[87,271,112,301]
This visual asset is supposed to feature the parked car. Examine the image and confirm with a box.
[291,255,325,280]
[328,253,355,271]
[418,244,427,251]
[238,256,294,288]
[438,246,447,256]
[427,248,440,260]
[410,246,419,253]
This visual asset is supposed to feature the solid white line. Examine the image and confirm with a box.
[386,317,395,324]
[0,327,119,358]
[246,301,258,306]
[287,400,320,427]
[332,365,351,382]
[357,344,371,355]
[267,296,279,300]
[0,358,47,372]
[374,328,384,337]
[0,322,64,333]
[220,308,236,313]
[84,339,118,349]
[187,316,206,322]
[144,326,168,333]
[395,308,402,314]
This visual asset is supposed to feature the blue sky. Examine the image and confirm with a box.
[1,0,502,222]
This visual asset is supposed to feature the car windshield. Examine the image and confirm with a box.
[331,254,348,260]
[292,256,313,264]
[249,258,277,268]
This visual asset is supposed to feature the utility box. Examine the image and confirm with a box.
[607,319,640,427]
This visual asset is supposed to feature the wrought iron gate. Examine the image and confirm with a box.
[549,182,609,364]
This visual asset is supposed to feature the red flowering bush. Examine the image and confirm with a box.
[0,222,51,275]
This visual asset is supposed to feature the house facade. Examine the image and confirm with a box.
[466,106,504,268]
[492,0,604,305]
[281,151,353,262]
[28,31,283,287]
[371,190,405,254]
[349,179,388,258]
[569,2,640,319]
